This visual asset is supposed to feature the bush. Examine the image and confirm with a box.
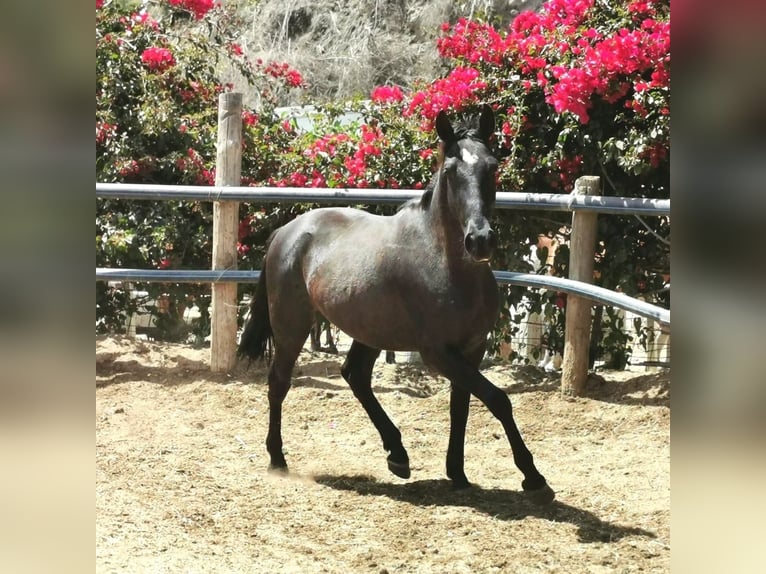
[96,0,303,337]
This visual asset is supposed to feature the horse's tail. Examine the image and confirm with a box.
[237,263,273,362]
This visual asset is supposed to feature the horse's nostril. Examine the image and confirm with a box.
[464,233,476,254]
[464,226,496,261]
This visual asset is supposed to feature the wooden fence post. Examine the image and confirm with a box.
[211,92,242,372]
[561,176,601,396]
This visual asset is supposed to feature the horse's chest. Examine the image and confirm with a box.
[443,284,497,323]
[423,271,498,332]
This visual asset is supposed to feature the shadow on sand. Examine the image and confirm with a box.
[312,473,656,544]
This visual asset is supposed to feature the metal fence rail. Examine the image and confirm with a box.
[96,183,670,216]
[96,268,670,329]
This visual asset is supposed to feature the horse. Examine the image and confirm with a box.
[238,105,554,504]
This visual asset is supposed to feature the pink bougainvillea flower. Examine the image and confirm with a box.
[96,121,116,145]
[371,85,404,104]
[242,110,259,127]
[141,47,176,72]
[130,10,159,30]
[437,18,509,66]
[262,61,305,88]
[431,0,669,128]
[405,66,486,121]
[167,0,215,20]
[285,70,304,88]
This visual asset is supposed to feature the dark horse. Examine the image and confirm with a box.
[239,105,554,504]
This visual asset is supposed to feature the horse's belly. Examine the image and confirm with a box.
[313,270,498,353]
[313,283,422,351]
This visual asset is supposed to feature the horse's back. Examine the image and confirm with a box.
[264,206,388,303]
[267,207,384,272]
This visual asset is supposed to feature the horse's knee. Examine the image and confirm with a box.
[349,381,373,401]
[341,346,376,388]
[482,385,512,417]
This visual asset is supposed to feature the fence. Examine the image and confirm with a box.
[96,93,670,395]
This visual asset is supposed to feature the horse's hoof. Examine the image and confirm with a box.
[268,463,289,475]
[447,472,472,489]
[451,478,472,490]
[387,457,411,479]
[524,483,555,505]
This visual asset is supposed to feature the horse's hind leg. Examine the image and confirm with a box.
[265,323,312,472]
[341,340,410,479]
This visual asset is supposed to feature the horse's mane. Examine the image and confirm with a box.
[399,112,488,212]
[399,177,437,211]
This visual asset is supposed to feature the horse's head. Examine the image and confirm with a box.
[435,104,499,263]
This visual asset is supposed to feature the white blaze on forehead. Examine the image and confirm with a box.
[461,148,479,165]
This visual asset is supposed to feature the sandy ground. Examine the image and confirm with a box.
[96,335,670,573]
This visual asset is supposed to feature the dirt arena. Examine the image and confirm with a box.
[96,335,669,573]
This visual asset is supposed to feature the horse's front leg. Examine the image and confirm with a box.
[445,344,486,488]
[422,346,555,504]
[341,340,410,478]
[446,382,471,488]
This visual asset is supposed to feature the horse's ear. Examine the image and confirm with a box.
[478,104,495,142]
[435,110,455,142]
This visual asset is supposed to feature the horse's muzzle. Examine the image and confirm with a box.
[464,226,497,262]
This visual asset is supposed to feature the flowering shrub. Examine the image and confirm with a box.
[405,67,487,128]
[255,109,432,190]
[370,86,404,105]
[427,0,669,186]
[262,61,306,89]
[96,0,304,336]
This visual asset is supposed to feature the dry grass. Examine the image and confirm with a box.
[232,0,545,105]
